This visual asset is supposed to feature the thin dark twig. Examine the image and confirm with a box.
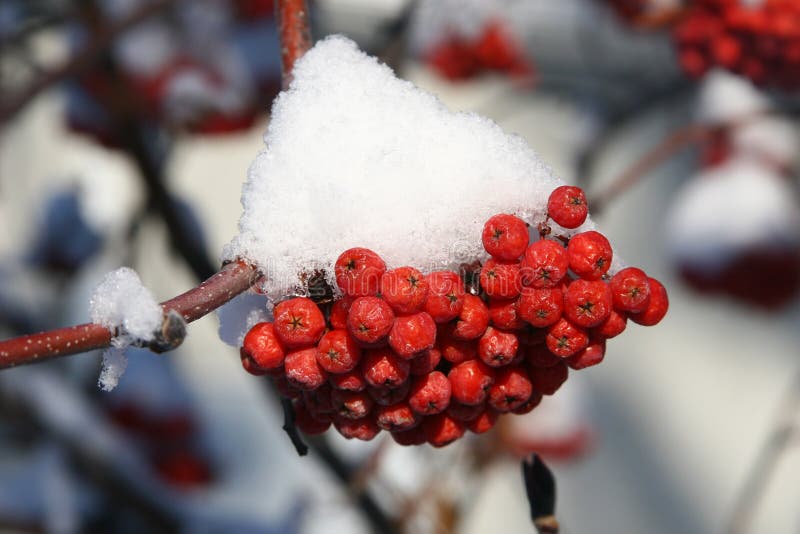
[522,454,559,534]
[281,397,309,456]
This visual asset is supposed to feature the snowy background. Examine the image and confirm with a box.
[2,0,800,533]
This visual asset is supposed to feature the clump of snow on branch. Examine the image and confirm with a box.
[89,267,162,391]
[224,36,601,299]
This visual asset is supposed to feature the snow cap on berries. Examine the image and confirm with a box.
[225,36,601,299]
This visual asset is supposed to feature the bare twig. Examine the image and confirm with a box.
[276,0,312,89]
[522,455,559,534]
[724,369,800,534]
[281,397,309,456]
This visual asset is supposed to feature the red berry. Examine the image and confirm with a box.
[408,371,451,415]
[447,401,485,422]
[388,312,437,359]
[317,329,361,374]
[520,239,569,288]
[480,258,522,298]
[487,366,533,412]
[511,393,542,415]
[488,298,526,330]
[239,350,268,376]
[271,374,302,399]
[347,296,395,346]
[367,382,411,406]
[331,389,374,419]
[478,326,519,367]
[452,294,490,340]
[293,401,331,435]
[610,267,651,313]
[333,415,380,441]
[467,409,499,434]
[284,347,327,390]
[448,359,495,405]
[273,297,326,349]
[518,287,563,328]
[380,267,429,314]
[528,361,568,395]
[241,322,285,371]
[438,325,478,364]
[517,327,548,347]
[546,318,589,357]
[525,343,562,368]
[592,309,627,339]
[424,271,466,323]
[328,368,367,392]
[391,426,427,446]
[547,185,588,229]
[361,347,410,388]
[567,231,613,281]
[482,213,529,260]
[329,296,355,330]
[423,413,466,447]
[563,279,613,328]
[335,247,386,297]
[629,278,668,326]
[302,384,334,417]
[567,337,606,370]
[375,402,419,431]
[410,347,441,376]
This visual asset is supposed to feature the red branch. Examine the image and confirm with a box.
[0,0,314,369]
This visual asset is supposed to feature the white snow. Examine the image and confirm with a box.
[216,291,272,347]
[696,70,767,125]
[224,36,598,299]
[666,156,800,272]
[89,267,162,391]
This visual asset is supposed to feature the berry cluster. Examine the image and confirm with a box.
[674,0,800,89]
[426,21,535,82]
[239,185,667,447]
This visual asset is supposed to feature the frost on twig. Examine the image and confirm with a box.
[88,267,180,391]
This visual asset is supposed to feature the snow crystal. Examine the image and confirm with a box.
[217,292,271,347]
[666,157,800,271]
[98,348,128,392]
[89,267,162,342]
[224,36,597,299]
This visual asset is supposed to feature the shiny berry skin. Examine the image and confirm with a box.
[480,258,521,298]
[240,350,268,376]
[467,409,499,434]
[334,247,386,297]
[487,366,533,412]
[361,347,410,388]
[317,330,361,374]
[452,294,490,340]
[368,381,411,406]
[546,318,589,357]
[423,413,466,447]
[347,296,395,346]
[293,401,331,435]
[593,309,627,339]
[547,185,588,229]
[375,402,419,432]
[520,239,569,288]
[380,267,429,314]
[424,271,466,323]
[391,426,427,446]
[242,322,285,371]
[410,347,441,376]
[629,278,669,326]
[328,368,367,392]
[478,326,519,367]
[448,360,495,405]
[567,337,606,370]
[331,389,373,420]
[329,296,354,330]
[273,297,326,349]
[518,287,563,328]
[488,298,526,330]
[333,415,380,441]
[284,347,327,390]
[389,312,437,359]
[563,279,613,328]
[482,213,530,260]
[528,361,568,395]
[408,371,452,415]
[438,325,478,364]
[610,267,651,313]
[567,231,613,281]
